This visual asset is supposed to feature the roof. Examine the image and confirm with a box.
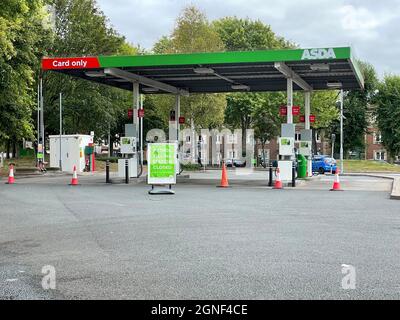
[42,47,364,94]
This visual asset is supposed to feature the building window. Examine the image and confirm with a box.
[185,136,191,143]
[295,133,301,142]
[258,149,270,159]
[374,132,382,144]
[228,150,236,159]
[227,134,238,144]
[374,151,386,161]
[315,132,321,142]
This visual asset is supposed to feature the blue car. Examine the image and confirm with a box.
[312,155,337,174]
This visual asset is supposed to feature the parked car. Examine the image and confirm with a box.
[312,155,337,174]
[225,159,233,167]
[233,159,246,167]
[224,159,246,167]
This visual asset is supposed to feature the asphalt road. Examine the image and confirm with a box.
[0,175,399,299]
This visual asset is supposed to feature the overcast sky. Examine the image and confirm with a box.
[96,0,400,77]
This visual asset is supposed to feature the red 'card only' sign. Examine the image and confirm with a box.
[179,116,185,124]
[138,109,144,118]
[309,114,316,123]
[42,57,100,70]
[279,106,287,116]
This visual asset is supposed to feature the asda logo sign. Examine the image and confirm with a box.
[301,48,336,60]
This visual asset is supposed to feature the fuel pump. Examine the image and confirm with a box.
[118,136,138,178]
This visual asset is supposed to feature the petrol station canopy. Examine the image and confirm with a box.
[42,47,364,95]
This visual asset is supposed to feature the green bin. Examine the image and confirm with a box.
[297,154,307,178]
[84,145,94,155]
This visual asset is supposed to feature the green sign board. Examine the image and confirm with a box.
[147,143,176,185]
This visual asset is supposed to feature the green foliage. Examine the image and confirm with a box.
[374,75,400,160]
[43,0,135,142]
[50,0,124,56]
[170,6,224,54]
[329,61,378,156]
[213,17,294,51]
[0,0,48,148]
[151,6,227,130]
[309,91,339,129]
[225,93,264,130]
[215,16,293,150]
[252,93,285,145]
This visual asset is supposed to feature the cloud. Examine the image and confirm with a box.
[340,5,379,31]
[96,0,400,77]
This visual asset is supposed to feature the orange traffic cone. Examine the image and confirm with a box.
[6,164,15,184]
[330,168,343,191]
[217,162,230,188]
[70,165,79,186]
[273,167,283,189]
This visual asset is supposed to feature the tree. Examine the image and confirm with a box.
[213,17,292,51]
[170,6,224,54]
[374,75,400,162]
[0,0,49,157]
[328,61,378,158]
[150,6,227,135]
[225,93,266,156]
[215,16,294,154]
[43,0,136,148]
[299,90,337,155]
[252,93,284,165]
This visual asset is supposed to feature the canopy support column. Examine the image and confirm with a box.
[287,78,293,124]
[175,95,181,174]
[304,90,312,177]
[175,94,180,142]
[133,82,141,169]
[305,91,311,130]
[140,94,144,166]
[133,82,139,137]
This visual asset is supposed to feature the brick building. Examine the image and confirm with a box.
[364,126,387,161]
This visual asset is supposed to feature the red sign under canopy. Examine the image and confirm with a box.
[279,106,287,116]
[128,109,133,118]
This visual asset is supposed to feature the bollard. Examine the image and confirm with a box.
[106,160,110,183]
[292,162,296,188]
[268,163,273,187]
[125,159,129,184]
